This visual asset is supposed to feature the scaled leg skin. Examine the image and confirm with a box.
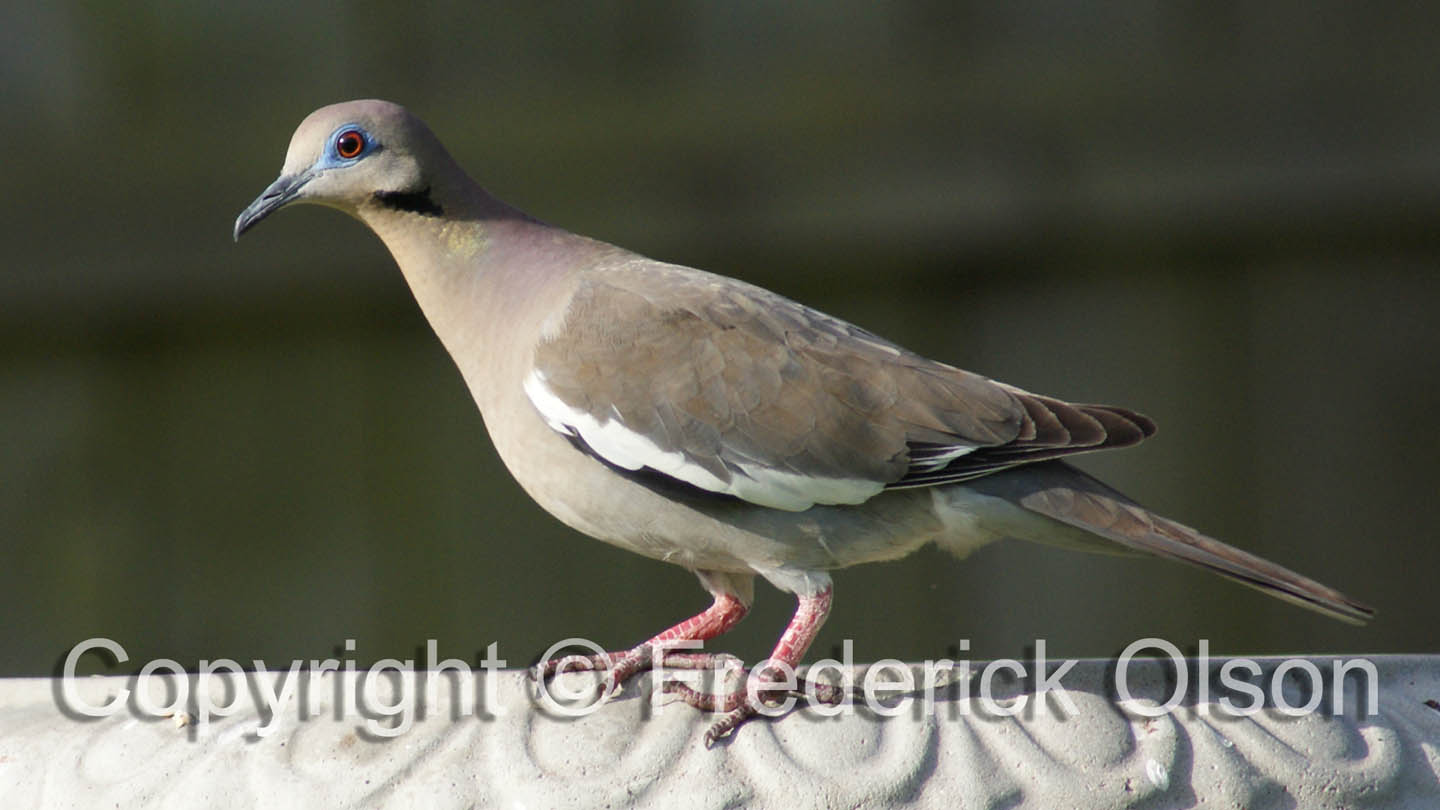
[536,570,753,695]
[663,584,843,745]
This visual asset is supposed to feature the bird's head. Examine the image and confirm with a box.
[234,99,454,240]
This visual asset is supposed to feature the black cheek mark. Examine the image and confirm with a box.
[373,187,444,217]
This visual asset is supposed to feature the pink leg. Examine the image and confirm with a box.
[769,585,832,667]
[538,591,750,694]
[663,585,839,745]
[604,592,749,688]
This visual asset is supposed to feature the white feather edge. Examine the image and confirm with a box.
[523,369,885,512]
[909,445,977,471]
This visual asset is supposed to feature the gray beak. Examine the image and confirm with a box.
[233,170,315,241]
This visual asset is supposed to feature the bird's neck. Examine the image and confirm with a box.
[354,183,611,413]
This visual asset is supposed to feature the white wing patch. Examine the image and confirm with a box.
[727,466,885,512]
[524,369,884,512]
[908,444,978,472]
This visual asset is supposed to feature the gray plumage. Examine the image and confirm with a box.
[531,262,1157,504]
[235,100,1372,740]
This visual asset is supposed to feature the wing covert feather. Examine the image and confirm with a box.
[528,262,1152,509]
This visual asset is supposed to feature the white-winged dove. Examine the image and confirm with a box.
[236,100,1372,743]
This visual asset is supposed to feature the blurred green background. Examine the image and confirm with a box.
[4,2,1437,677]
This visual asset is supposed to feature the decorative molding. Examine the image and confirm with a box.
[2,656,1436,808]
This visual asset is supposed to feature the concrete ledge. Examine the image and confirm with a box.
[2,655,1437,808]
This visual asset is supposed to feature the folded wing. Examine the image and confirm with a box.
[527,262,1154,511]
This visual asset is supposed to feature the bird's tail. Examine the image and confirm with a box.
[960,460,1375,624]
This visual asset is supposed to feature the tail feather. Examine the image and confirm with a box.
[966,461,1375,625]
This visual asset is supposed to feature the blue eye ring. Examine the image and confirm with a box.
[335,129,366,159]
[324,124,376,164]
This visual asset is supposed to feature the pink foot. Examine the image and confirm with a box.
[533,591,750,696]
[662,585,838,745]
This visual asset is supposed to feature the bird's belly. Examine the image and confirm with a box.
[491,407,949,573]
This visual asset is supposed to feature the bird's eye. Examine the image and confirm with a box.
[335,130,366,159]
